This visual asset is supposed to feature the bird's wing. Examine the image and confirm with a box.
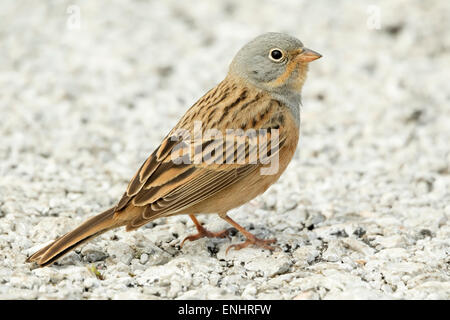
[114,111,288,230]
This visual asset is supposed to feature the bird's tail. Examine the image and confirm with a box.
[26,207,122,267]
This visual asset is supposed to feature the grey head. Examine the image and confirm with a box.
[229,32,321,114]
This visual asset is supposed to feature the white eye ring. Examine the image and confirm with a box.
[269,48,285,62]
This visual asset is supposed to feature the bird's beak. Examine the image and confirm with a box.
[297,48,322,62]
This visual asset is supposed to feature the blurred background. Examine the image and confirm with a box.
[0,0,449,299]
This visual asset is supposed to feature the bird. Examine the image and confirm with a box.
[26,32,321,267]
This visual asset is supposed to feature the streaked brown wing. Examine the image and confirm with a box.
[114,76,288,229]
[115,121,286,230]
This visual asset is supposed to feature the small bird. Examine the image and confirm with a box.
[27,32,321,267]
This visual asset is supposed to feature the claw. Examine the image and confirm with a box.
[181,228,231,248]
[226,237,277,254]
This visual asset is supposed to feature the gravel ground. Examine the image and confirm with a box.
[1,0,449,300]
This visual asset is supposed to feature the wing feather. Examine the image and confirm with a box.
[115,86,289,230]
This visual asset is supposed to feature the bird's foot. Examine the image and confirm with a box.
[226,235,277,254]
[181,226,232,247]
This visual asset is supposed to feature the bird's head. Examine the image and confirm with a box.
[229,32,321,98]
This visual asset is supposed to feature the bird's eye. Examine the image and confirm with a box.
[269,48,284,62]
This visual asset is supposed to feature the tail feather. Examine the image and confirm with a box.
[26,207,121,267]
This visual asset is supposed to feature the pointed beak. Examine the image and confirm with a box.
[297,48,322,62]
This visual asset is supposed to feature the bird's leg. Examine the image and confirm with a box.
[220,214,277,253]
[180,215,232,247]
